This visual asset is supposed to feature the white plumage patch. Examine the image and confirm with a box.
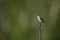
[37,16,41,22]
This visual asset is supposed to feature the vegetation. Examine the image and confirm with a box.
[0,0,60,40]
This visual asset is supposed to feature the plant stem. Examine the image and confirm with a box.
[38,23,42,40]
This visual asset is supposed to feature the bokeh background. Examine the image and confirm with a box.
[0,0,60,40]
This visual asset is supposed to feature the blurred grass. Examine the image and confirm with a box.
[0,0,60,40]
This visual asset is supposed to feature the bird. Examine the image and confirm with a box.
[37,15,45,30]
[37,15,45,23]
[36,15,45,40]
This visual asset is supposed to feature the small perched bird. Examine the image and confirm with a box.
[37,15,45,23]
[36,15,45,40]
[37,15,45,30]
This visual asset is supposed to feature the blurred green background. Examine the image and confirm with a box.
[0,0,60,40]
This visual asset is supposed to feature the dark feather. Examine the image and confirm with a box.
[40,17,45,23]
